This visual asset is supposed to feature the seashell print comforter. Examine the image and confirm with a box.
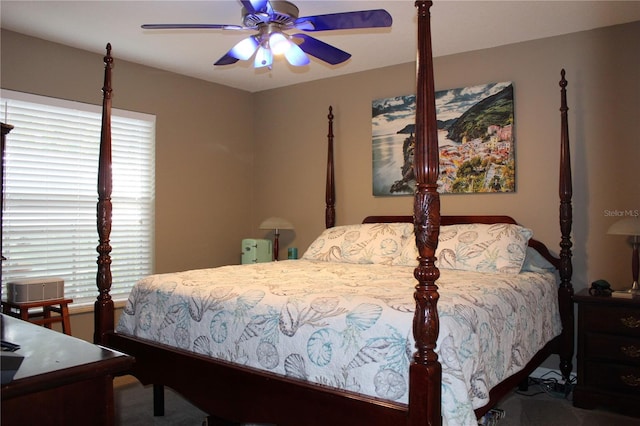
[117,259,561,426]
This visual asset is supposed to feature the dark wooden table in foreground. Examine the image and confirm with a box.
[1,314,134,426]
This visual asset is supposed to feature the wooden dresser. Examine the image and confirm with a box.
[573,288,640,416]
[1,314,134,425]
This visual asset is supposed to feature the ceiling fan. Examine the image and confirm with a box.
[141,0,392,69]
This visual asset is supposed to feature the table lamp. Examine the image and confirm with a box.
[608,217,640,293]
[259,217,294,261]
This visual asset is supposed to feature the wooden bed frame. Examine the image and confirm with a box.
[94,2,574,425]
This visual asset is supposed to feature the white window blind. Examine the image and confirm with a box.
[1,90,155,307]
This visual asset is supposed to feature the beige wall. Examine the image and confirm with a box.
[2,21,639,344]
[253,21,640,296]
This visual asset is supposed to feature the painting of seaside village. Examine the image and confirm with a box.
[372,82,515,195]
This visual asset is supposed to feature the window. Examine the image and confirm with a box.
[1,90,155,307]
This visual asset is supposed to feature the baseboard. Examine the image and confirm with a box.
[530,367,577,383]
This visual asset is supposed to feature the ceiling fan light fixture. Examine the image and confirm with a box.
[254,45,273,68]
[229,36,259,60]
[283,41,309,66]
[269,31,291,55]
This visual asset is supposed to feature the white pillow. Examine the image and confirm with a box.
[302,223,413,264]
[521,246,555,273]
[392,223,533,274]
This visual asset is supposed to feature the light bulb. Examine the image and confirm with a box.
[269,32,291,56]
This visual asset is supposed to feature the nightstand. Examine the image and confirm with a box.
[573,288,640,417]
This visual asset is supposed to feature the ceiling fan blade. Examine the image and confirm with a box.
[214,35,259,66]
[240,0,270,14]
[294,9,392,32]
[141,23,244,30]
[214,54,240,66]
[292,34,351,65]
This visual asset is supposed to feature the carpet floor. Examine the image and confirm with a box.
[114,375,640,426]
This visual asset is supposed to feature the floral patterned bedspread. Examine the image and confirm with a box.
[116,259,561,426]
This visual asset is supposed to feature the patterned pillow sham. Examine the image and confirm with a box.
[302,223,413,264]
[392,223,533,274]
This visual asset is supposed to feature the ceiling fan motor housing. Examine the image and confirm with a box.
[242,1,299,28]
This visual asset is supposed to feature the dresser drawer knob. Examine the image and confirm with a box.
[621,374,640,387]
[621,316,640,329]
[621,345,640,358]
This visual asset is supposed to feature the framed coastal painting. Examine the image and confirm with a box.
[372,82,515,196]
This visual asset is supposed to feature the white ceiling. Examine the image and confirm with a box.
[2,1,639,93]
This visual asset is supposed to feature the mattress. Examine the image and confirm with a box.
[116,259,561,426]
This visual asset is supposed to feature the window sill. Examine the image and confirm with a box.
[68,299,127,315]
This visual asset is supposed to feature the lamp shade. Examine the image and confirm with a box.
[259,217,294,231]
[607,217,640,236]
[608,216,640,293]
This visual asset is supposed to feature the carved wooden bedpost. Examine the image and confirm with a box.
[326,106,336,229]
[558,69,574,380]
[94,43,114,345]
[409,2,442,425]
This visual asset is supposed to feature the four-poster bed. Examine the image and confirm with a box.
[94,2,574,425]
